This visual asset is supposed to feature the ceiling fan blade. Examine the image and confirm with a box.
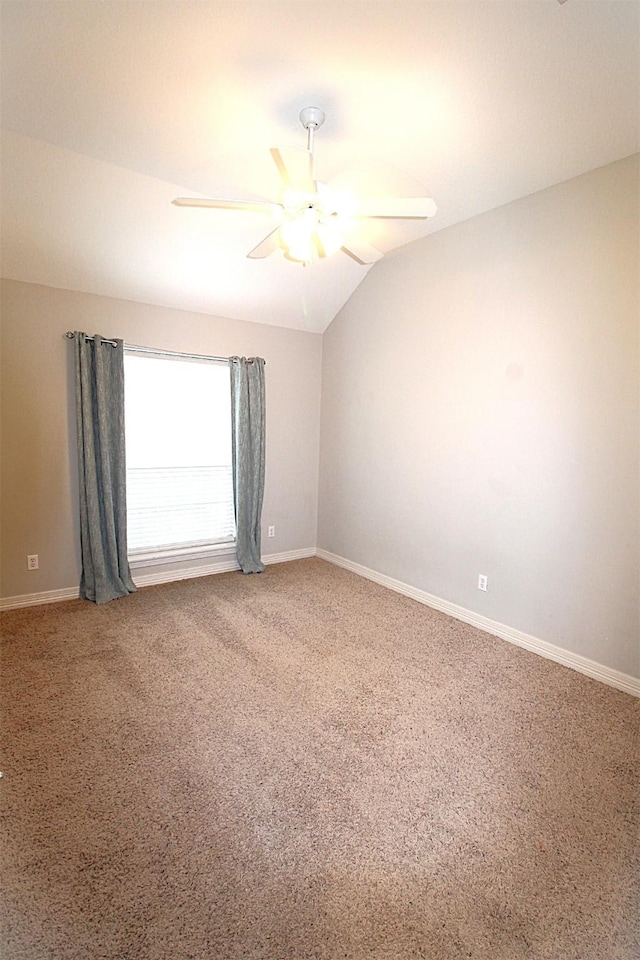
[247,227,282,259]
[173,197,281,214]
[350,197,437,219]
[270,146,314,193]
[341,239,384,265]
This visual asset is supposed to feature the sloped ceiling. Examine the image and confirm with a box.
[1,0,638,332]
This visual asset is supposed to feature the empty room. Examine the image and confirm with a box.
[1,2,638,958]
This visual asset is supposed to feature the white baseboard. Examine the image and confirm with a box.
[316,549,640,698]
[133,546,316,588]
[132,556,239,588]
[264,547,317,565]
[0,585,80,610]
[0,547,316,610]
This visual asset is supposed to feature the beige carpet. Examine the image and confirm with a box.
[1,557,638,959]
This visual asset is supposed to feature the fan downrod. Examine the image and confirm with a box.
[299,106,325,155]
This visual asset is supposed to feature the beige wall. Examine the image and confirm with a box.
[0,281,322,598]
[319,155,639,678]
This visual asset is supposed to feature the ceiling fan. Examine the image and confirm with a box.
[173,107,437,265]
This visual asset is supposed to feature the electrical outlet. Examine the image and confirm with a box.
[27,554,39,571]
[268,525,275,538]
[478,574,488,592]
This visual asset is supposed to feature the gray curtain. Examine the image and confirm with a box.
[230,357,266,574]
[73,332,136,603]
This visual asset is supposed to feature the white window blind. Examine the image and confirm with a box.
[124,351,235,557]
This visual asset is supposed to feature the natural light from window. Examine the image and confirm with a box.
[124,352,235,557]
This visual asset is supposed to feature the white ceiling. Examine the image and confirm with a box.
[1,0,638,333]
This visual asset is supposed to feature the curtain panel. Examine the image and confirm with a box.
[230,357,266,574]
[73,332,136,603]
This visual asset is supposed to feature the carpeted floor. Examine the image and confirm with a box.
[1,557,638,959]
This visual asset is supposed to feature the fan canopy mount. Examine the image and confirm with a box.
[299,106,325,131]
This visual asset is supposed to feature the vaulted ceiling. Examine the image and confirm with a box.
[1,1,638,332]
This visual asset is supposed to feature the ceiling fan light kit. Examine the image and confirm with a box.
[173,107,437,265]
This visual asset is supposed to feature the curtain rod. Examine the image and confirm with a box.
[66,331,117,347]
[65,332,264,364]
[126,343,232,364]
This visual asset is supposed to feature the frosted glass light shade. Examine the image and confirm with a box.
[279,208,344,263]
[315,220,344,257]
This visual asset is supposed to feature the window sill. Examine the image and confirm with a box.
[129,540,236,569]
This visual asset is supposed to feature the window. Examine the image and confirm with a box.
[123,350,235,562]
